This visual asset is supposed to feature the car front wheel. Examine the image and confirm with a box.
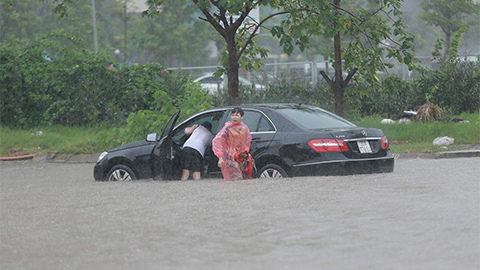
[107,165,136,181]
[258,164,288,178]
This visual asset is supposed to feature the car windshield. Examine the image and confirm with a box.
[276,107,355,130]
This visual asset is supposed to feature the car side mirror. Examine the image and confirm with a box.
[146,133,159,142]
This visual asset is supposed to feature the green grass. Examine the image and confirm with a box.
[0,126,112,156]
[1,113,479,156]
[353,112,480,153]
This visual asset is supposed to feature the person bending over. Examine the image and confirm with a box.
[181,121,213,181]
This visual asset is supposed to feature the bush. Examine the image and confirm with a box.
[351,76,415,117]
[0,35,213,129]
[122,81,214,143]
[351,60,480,117]
[410,60,480,114]
[2,33,477,133]
[0,36,124,127]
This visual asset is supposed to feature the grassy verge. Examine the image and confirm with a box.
[354,112,480,153]
[0,126,112,156]
[1,113,479,156]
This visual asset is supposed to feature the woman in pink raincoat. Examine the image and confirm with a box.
[212,107,252,180]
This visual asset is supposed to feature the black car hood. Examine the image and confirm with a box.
[109,140,154,152]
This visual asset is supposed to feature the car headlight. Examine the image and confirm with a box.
[97,151,108,163]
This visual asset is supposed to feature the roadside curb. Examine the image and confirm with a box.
[0,153,100,164]
[435,150,480,159]
[393,150,480,159]
[0,154,36,161]
[393,153,435,159]
[43,153,99,163]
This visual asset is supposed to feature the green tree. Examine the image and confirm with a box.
[113,0,135,63]
[36,0,214,66]
[135,1,215,66]
[1,0,56,43]
[144,0,295,105]
[2,0,120,52]
[421,0,480,57]
[273,0,416,116]
[50,0,415,113]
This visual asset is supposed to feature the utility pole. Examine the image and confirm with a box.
[91,0,98,53]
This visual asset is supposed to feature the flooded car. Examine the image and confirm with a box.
[93,104,394,181]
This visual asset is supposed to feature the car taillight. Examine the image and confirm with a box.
[308,139,349,152]
[381,136,390,149]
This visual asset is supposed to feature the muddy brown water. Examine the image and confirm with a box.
[1,158,479,270]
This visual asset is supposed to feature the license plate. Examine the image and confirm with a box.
[357,140,372,153]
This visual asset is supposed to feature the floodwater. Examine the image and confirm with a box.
[1,158,479,270]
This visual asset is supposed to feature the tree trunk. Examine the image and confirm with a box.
[333,83,344,116]
[225,32,241,105]
[332,21,345,117]
[317,0,359,117]
[443,32,452,58]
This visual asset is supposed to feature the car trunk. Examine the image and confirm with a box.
[327,128,388,159]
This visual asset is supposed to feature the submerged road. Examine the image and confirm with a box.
[1,158,479,270]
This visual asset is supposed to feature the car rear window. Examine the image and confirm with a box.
[276,107,355,130]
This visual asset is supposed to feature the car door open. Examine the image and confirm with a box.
[152,110,181,180]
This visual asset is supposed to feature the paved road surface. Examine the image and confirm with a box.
[1,158,479,270]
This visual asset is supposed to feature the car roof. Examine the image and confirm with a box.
[206,103,316,111]
[193,74,256,85]
[193,74,218,82]
[179,103,307,124]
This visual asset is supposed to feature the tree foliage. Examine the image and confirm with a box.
[3,0,214,66]
[144,0,295,105]
[271,0,416,116]
[1,0,55,43]
[136,1,215,66]
[141,0,416,113]
[421,0,480,57]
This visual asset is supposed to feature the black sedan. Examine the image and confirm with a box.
[94,104,394,181]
